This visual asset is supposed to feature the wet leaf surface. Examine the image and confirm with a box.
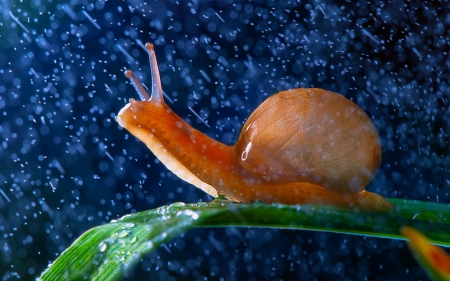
[40,199,450,280]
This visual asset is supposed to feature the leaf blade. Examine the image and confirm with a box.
[39,199,450,280]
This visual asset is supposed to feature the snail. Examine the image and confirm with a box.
[116,43,393,211]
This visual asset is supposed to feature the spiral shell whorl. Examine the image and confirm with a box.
[234,88,381,194]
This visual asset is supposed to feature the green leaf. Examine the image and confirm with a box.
[39,199,450,280]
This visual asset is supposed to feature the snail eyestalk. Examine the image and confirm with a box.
[124,70,151,101]
[145,43,164,103]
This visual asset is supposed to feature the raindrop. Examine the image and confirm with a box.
[117,229,129,238]
[99,242,107,252]
[169,202,186,208]
[411,211,438,222]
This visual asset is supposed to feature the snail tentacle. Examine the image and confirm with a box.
[124,70,151,101]
[145,43,164,103]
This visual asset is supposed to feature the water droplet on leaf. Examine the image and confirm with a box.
[117,229,129,238]
[99,242,107,252]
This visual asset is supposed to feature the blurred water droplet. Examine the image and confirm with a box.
[177,209,199,220]
[125,223,135,228]
[170,202,186,208]
[99,242,107,252]
[117,229,129,238]
[129,236,137,244]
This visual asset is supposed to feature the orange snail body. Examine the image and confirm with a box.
[116,43,393,211]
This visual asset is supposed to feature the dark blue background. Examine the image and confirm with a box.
[0,0,448,280]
